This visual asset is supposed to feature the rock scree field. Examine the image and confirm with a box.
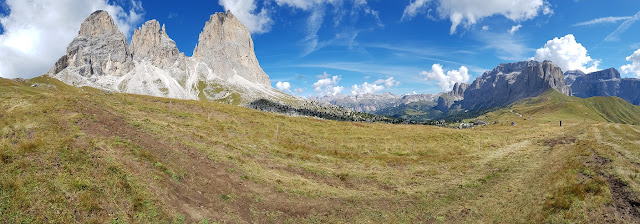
[2,77,640,223]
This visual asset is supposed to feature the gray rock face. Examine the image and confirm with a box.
[448,82,468,100]
[50,10,133,86]
[571,68,621,98]
[571,68,640,105]
[458,60,571,111]
[130,20,181,68]
[48,10,282,104]
[435,82,468,112]
[311,92,439,113]
[563,70,585,86]
[193,11,270,86]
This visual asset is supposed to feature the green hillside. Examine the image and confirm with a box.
[2,78,640,223]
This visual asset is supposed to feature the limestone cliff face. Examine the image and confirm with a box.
[435,82,468,112]
[458,61,571,111]
[130,20,181,68]
[193,11,270,86]
[50,10,132,86]
[571,68,640,105]
[563,70,586,86]
[48,10,282,104]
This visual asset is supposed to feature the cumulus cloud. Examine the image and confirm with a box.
[351,82,384,95]
[508,24,522,35]
[420,64,470,91]
[533,34,600,73]
[219,0,273,34]
[350,77,400,95]
[313,74,344,96]
[374,77,400,88]
[276,81,291,92]
[481,25,489,31]
[621,49,640,78]
[573,16,632,27]
[0,0,144,78]
[402,0,550,34]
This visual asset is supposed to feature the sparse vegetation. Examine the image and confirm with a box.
[1,77,640,223]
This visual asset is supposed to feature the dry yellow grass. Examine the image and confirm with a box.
[1,77,639,223]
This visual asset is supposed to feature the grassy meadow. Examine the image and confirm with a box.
[1,77,639,223]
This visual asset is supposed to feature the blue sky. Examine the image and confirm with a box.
[1,0,640,97]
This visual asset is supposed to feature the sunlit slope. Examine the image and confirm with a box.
[1,78,639,223]
[481,89,640,125]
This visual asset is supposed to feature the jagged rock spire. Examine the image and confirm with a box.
[193,10,270,86]
[130,20,180,68]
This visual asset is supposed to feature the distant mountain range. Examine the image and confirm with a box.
[568,68,640,105]
[320,61,640,122]
[35,11,640,123]
[37,10,391,122]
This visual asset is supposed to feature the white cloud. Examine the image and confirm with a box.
[402,0,549,34]
[351,77,400,95]
[420,64,470,91]
[533,34,600,73]
[508,24,522,35]
[219,0,273,34]
[481,25,489,31]
[374,77,400,88]
[351,82,384,95]
[313,74,344,96]
[621,49,640,78]
[604,10,640,42]
[316,71,330,79]
[276,81,291,92]
[0,0,144,78]
[402,0,431,21]
[573,16,632,27]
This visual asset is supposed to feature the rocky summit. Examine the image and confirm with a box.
[571,68,640,105]
[455,60,571,111]
[193,12,270,86]
[48,10,284,104]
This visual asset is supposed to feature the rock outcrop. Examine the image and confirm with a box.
[571,68,640,105]
[435,82,468,112]
[50,10,132,86]
[563,70,585,86]
[193,11,270,86]
[457,60,571,111]
[130,20,181,68]
[48,10,281,104]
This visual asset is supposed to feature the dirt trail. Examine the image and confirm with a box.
[74,99,335,223]
[589,124,640,222]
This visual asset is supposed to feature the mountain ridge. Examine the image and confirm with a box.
[48,10,283,105]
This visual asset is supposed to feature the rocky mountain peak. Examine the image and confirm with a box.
[49,10,131,84]
[458,60,571,111]
[582,68,621,81]
[130,19,180,68]
[78,10,122,37]
[571,68,640,105]
[48,10,283,104]
[564,70,586,86]
[193,10,270,86]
